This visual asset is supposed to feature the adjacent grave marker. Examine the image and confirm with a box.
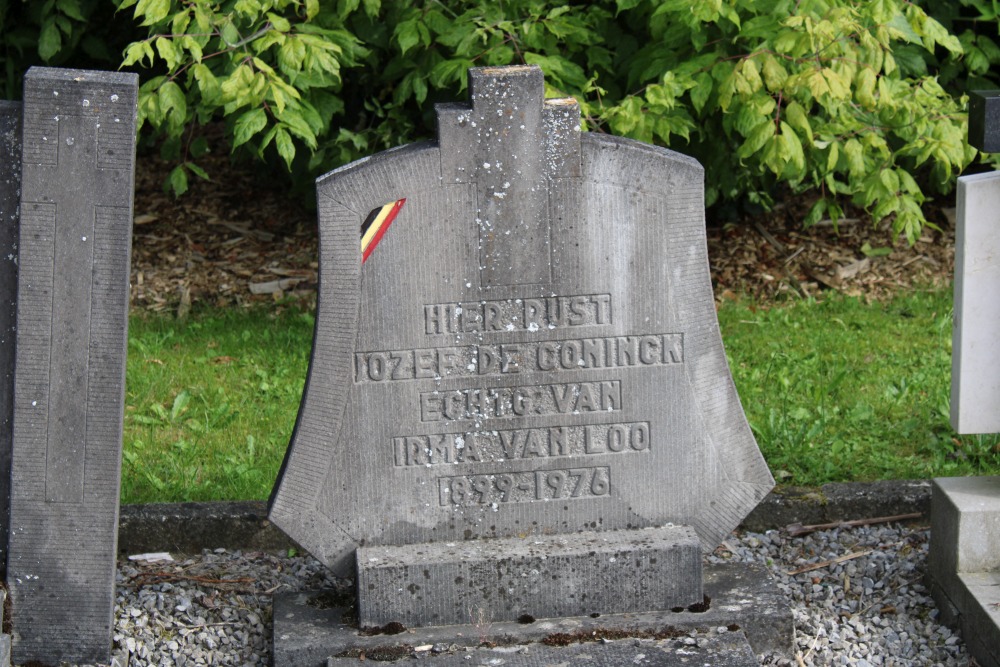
[0,100,21,577]
[5,67,137,665]
[271,64,772,572]
[931,89,1000,667]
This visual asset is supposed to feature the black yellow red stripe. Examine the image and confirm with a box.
[361,198,406,263]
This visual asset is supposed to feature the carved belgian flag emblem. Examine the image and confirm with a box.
[361,198,405,263]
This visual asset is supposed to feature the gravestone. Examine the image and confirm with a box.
[3,67,138,665]
[929,89,1000,667]
[0,101,20,578]
[270,65,782,663]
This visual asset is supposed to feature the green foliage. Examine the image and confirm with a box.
[113,0,984,240]
[0,0,138,99]
[2,1,993,236]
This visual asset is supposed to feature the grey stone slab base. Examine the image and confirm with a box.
[344,632,759,666]
[928,571,1000,667]
[357,525,702,627]
[928,477,1000,667]
[274,562,790,667]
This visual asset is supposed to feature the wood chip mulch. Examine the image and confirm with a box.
[131,142,957,314]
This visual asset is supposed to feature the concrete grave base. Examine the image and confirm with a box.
[928,571,1000,667]
[274,562,791,666]
[928,476,1000,667]
[357,525,702,627]
[330,633,759,667]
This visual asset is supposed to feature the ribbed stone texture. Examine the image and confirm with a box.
[269,65,772,578]
[6,67,137,666]
[357,525,702,627]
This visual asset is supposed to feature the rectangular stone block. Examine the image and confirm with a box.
[969,91,1000,154]
[0,100,20,579]
[930,476,1000,576]
[6,67,137,666]
[952,172,1000,433]
[357,525,702,627]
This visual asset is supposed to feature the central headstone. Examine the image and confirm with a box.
[270,65,773,634]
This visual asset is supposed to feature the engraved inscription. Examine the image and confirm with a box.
[355,334,682,382]
[438,466,611,506]
[420,381,621,422]
[393,422,651,466]
[424,293,612,334]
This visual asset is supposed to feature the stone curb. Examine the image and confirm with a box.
[117,479,932,556]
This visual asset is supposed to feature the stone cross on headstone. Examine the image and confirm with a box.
[3,67,137,666]
[270,67,784,663]
[929,89,1000,667]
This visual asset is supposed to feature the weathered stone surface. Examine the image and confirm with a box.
[354,634,760,667]
[952,172,1000,433]
[0,100,20,578]
[273,562,792,666]
[928,477,1000,667]
[357,525,702,627]
[269,64,772,577]
[929,476,1000,576]
[969,91,1000,153]
[6,67,137,665]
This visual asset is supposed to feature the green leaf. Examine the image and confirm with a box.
[171,390,191,421]
[155,37,180,70]
[38,20,62,61]
[56,0,87,22]
[185,162,210,181]
[783,101,813,144]
[737,121,775,159]
[395,18,421,55]
[234,108,268,147]
[860,242,893,257]
[168,164,189,196]
[274,127,296,168]
[136,0,170,26]
[305,0,320,20]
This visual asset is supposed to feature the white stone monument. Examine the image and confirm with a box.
[930,89,1000,667]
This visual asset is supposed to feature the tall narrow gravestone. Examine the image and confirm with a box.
[931,90,1000,667]
[4,67,138,665]
[270,66,780,662]
[0,100,21,577]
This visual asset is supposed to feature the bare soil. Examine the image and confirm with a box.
[131,140,957,314]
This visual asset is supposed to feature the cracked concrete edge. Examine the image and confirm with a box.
[116,479,933,556]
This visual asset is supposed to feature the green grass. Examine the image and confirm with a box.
[121,288,1000,504]
[123,306,313,503]
[719,289,1000,486]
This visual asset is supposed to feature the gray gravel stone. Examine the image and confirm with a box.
[53,523,967,666]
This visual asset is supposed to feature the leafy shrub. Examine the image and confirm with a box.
[0,0,140,99]
[5,0,995,240]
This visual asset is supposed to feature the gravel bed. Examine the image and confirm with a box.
[69,522,966,666]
